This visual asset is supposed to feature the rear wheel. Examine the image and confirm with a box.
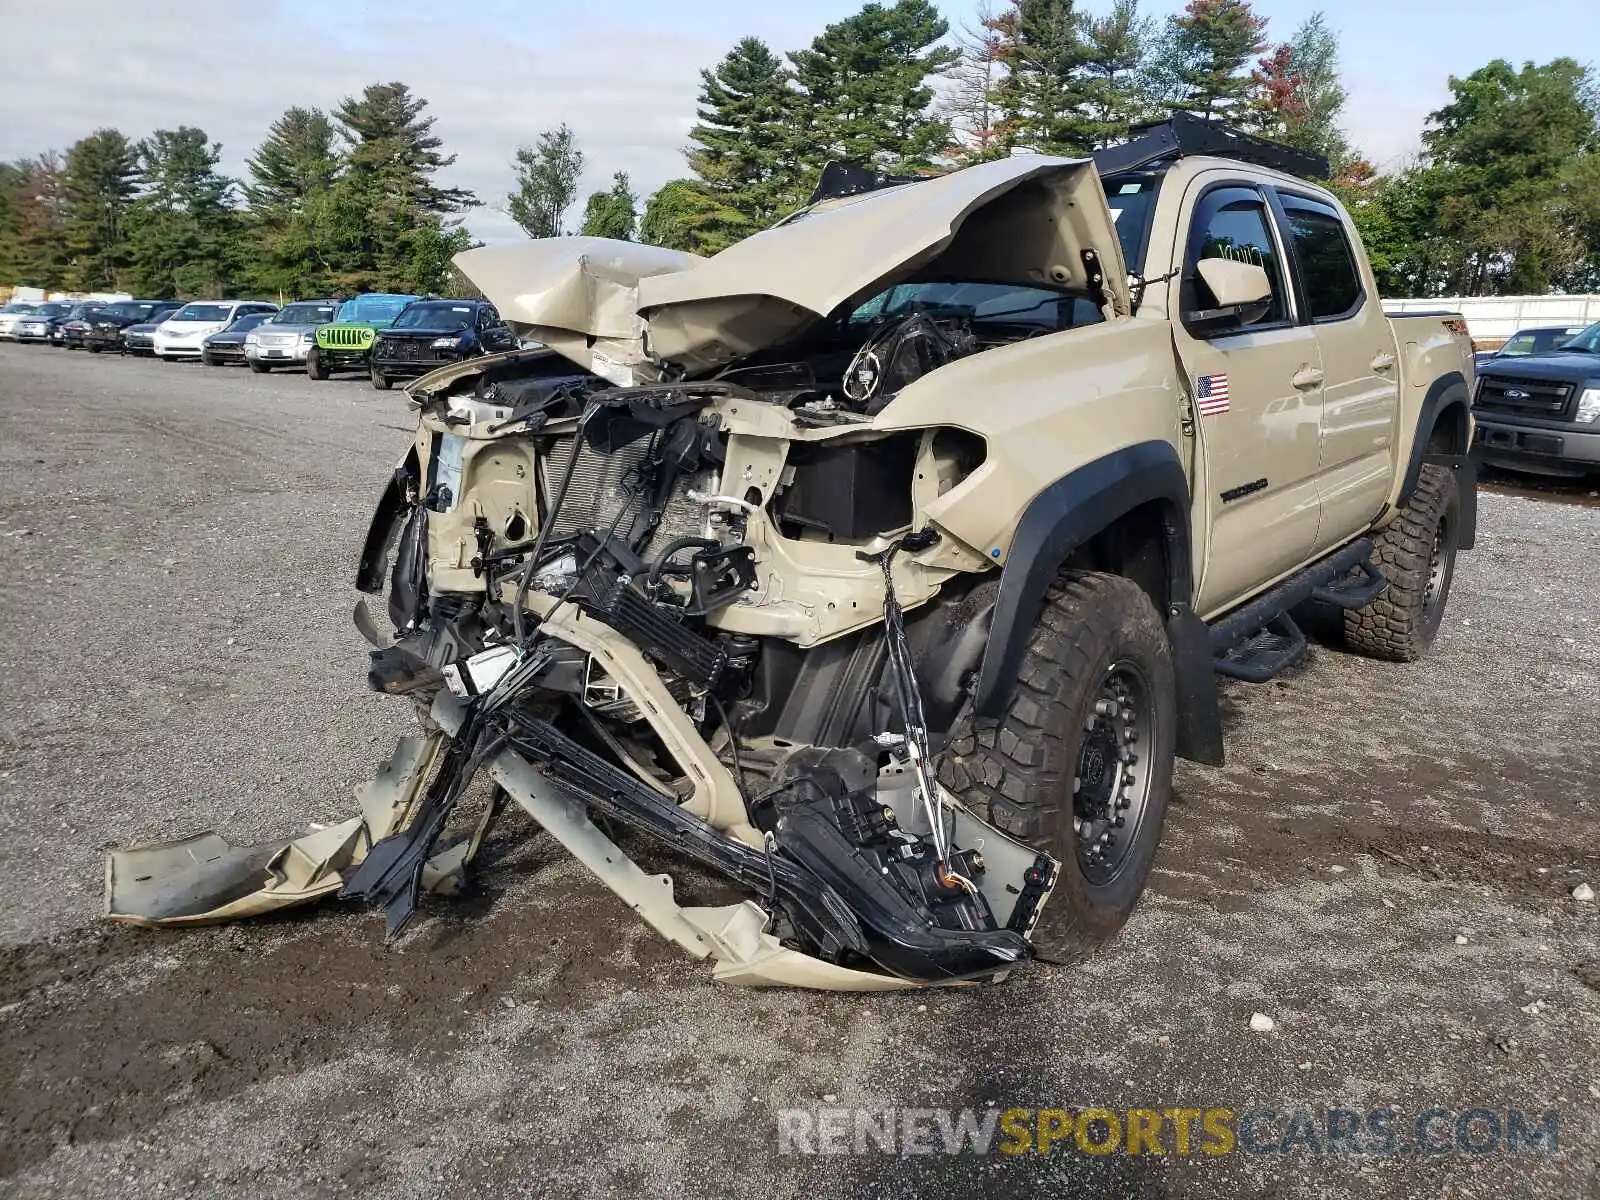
[1345,463,1460,662]
[306,349,328,380]
[940,571,1176,963]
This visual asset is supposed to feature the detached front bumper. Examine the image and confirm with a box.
[1475,414,1600,476]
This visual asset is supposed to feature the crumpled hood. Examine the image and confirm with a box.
[455,157,1126,380]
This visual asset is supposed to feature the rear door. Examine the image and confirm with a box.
[1171,179,1325,616]
[1271,191,1400,553]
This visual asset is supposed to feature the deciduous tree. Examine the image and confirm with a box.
[507,124,584,239]
[579,172,638,241]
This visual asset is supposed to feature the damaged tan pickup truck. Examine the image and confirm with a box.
[109,116,1478,989]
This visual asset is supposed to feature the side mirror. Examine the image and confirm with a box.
[1186,259,1273,333]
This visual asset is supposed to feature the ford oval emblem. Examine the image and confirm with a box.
[1504,388,1529,399]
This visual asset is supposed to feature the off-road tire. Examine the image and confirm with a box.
[939,571,1176,964]
[1344,463,1460,662]
[371,368,392,391]
[306,349,328,380]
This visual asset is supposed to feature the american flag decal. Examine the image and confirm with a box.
[1196,373,1231,416]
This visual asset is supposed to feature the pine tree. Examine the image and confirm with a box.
[1166,0,1268,121]
[124,128,240,298]
[244,107,339,296]
[579,172,638,241]
[506,124,584,239]
[789,0,959,179]
[1,155,69,289]
[686,37,797,237]
[1001,0,1096,155]
[1079,0,1153,147]
[60,129,139,291]
[330,82,476,291]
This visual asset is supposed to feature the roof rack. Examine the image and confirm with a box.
[807,161,929,205]
[1092,111,1330,181]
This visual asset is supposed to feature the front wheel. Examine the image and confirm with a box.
[306,349,328,380]
[940,571,1176,963]
[87,343,102,354]
[1344,463,1460,661]
[248,360,271,373]
[370,367,392,390]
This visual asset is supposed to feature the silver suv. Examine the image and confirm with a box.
[243,299,340,372]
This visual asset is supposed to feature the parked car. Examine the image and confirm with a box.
[121,306,184,357]
[1475,325,1587,367]
[367,298,516,388]
[58,302,110,349]
[12,301,76,343]
[241,298,341,372]
[153,301,278,361]
[0,301,41,341]
[307,293,418,379]
[1474,320,1600,476]
[82,300,185,353]
[201,312,277,366]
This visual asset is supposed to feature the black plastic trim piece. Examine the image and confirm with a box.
[1208,538,1372,659]
[1430,451,1477,551]
[1168,603,1225,766]
[356,451,418,593]
[973,441,1192,720]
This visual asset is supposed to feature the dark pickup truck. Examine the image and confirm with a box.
[1474,320,1600,476]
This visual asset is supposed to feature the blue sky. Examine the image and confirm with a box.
[1,0,1596,244]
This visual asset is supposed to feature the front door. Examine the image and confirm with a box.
[1271,190,1401,553]
[1170,181,1325,617]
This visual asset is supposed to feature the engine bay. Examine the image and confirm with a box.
[341,287,1088,984]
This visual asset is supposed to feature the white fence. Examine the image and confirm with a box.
[1383,295,1600,345]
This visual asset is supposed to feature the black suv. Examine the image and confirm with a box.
[1474,321,1600,476]
[82,301,183,353]
[367,298,516,390]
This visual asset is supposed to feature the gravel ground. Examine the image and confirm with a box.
[0,344,1596,1199]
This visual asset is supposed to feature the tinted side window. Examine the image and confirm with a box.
[1186,187,1289,328]
[1280,196,1362,321]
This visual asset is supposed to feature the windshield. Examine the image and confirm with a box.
[1558,321,1600,353]
[171,303,233,322]
[272,302,338,325]
[101,302,152,320]
[848,282,1101,334]
[1,303,36,314]
[392,301,474,331]
[337,296,414,324]
[228,313,272,332]
[35,303,71,318]
[1103,176,1159,274]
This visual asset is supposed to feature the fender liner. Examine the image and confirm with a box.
[970,440,1225,766]
[357,450,420,593]
[1399,373,1476,549]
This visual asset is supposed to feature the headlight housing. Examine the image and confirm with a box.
[244,334,260,345]
[431,335,463,350]
[1577,386,1600,425]
[298,333,314,345]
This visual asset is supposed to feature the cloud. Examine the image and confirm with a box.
[0,0,743,244]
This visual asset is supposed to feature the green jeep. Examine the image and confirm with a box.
[307,293,420,380]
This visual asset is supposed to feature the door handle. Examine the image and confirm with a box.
[1371,352,1396,371]
[1291,365,1325,390]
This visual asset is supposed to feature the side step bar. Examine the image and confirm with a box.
[1209,539,1382,683]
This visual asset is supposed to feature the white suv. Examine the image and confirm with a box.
[153,301,278,360]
